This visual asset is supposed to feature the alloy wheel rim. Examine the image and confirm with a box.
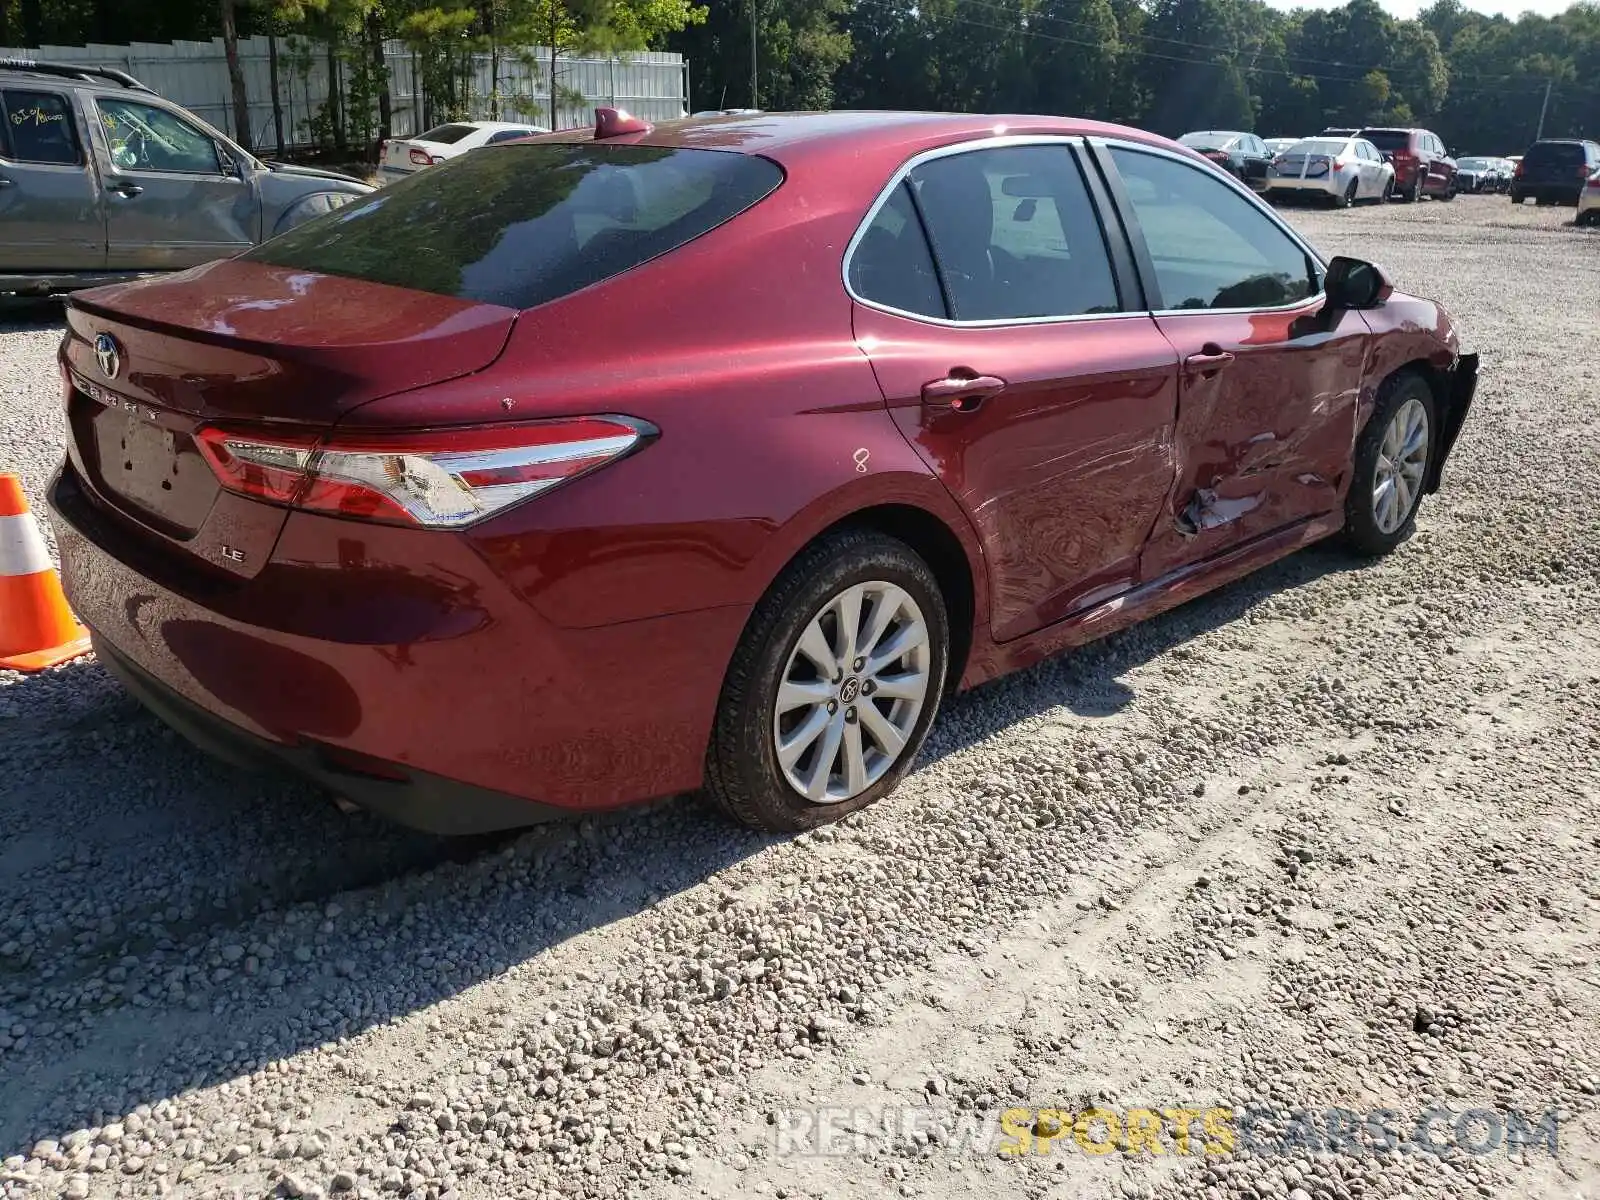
[1372,396,1430,535]
[773,581,931,805]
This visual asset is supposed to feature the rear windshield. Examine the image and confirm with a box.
[1179,133,1238,151]
[246,143,784,310]
[1525,142,1587,166]
[1290,139,1347,155]
[417,124,477,145]
[1457,158,1492,170]
[1360,130,1411,151]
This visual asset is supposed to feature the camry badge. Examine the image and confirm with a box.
[94,333,122,380]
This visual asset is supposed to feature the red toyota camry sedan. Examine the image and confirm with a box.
[47,109,1478,835]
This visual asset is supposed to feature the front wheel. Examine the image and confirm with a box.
[1342,373,1438,557]
[704,529,949,832]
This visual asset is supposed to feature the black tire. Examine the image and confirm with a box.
[1404,172,1424,203]
[1339,178,1358,208]
[1342,372,1439,558]
[1382,176,1395,202]
[1536,195,1554,206]
[1439,177,1457,201]
[1510,188,1524,204]
[704,528,950,832]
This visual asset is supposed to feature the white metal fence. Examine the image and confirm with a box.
[0,36,690,152]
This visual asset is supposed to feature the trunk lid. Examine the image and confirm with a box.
[63,259,516,576]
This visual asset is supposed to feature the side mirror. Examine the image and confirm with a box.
[1324,255,1393,310]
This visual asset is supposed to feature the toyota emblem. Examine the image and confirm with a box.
[93,333,122,380]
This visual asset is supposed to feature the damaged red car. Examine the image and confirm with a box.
[48,109,1477,835]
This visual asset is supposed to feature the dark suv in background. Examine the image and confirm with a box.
[1511,139,1600,206]
[1358,127,1458,202]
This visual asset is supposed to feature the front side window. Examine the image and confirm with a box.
[906,145,1121,321]
[247,143,783,310]
[97,99,221,174]
[1110,147,1318,312]
[2,89,80,164]
[485,128,539,145]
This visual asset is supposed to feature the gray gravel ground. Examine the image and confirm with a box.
[2,195,1597,1200]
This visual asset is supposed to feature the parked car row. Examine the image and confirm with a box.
[1454,156,1514,193]
[1181,121,1600,218]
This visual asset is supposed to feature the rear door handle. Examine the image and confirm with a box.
[0,177,12,187]
[921,372,1007,412]
[110,183,144,197]
[1183,347,1236,377]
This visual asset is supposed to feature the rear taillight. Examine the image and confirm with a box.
[1514,161,1524,177]
[194,417,655,528]
[431,154,446,165]
[1333,158,1348,169]
[409,147,432,166]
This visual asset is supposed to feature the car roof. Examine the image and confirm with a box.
[528,109,1191,170]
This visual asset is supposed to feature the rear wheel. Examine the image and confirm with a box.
[1510,188,1524,204]
[1342,372,1437,558]
[1338,178,1358,208]
[704,529,949,832]
[1405,172,1424,203]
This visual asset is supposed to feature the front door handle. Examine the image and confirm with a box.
[921,371,1007,412]
[1183,346,1236,377]
[0,177,13,188]
[110,183,144,197]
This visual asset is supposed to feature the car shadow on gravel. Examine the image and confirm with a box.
[0,538,1370,1154]
[0,299,66,333]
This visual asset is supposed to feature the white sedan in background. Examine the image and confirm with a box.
[377,120,550,182]
[1263,136,1300,155]
[1265,136,1395,207]
[1579,168,1600,226]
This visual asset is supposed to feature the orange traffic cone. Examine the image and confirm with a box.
[0,474,92,672]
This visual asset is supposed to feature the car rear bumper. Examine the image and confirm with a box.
[1266,174,1342,198]
[47,460,747,833]
[1514,183,1581,203]
[376,165,417,183]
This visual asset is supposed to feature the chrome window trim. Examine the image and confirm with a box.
[1091,135,1331,319]
[840,133,1139,329]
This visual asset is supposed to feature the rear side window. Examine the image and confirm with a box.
[246,144,784,310]
[485,128,539,145]
[2,89,81,164]
[848,183,946,319]
[906,145,1122,321]
[417,124,477,145]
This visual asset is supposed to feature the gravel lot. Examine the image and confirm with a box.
[2,196,1598,1200]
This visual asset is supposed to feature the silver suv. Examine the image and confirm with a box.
[0,59,374,296]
